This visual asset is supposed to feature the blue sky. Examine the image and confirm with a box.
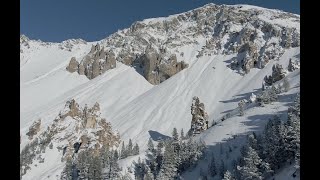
[20,0,300,42]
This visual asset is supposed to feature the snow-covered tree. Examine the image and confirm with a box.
[237,147,263,180]
[146,138,157,177]
[208,154,217,177]
[144,165,154,180]
[190,96,209,135]
[238,100,245,116]
[263,116,285,169]
[120,141,127,159]
[199,167,208,180]
[133,143,140,155]
[219,159,225,177]
[180,128,185,140]
[157,145,178,179]
[134,157,147,180]
[61,157,73,180]
[172,127,179,141]
[127,139,133,156]
[222,170,235,180]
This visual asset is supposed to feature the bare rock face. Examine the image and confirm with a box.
[26,119,41,140]
[66,57,79,73]
[189,96,209,135]
[66,43,116,79]
[141,45,189,85]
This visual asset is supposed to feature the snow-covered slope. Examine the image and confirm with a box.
[20,3,300,180]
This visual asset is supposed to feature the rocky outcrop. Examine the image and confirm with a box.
[141,45,189,85]
[66,43,116,79]
[189,96,209,135]
[65,4,299,81]
[26,119,41,140]
[20,99,121,177]
[66,57,79,73]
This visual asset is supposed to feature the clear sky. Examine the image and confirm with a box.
[20,0,300,42]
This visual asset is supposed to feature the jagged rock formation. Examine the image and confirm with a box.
[139,45,189,84]
[264,63,287,85]
[189,96,209,135]
[26,119,41,140]
[64,4,299,82]
[288,58,300,72]
[20,99,120,177]
[66,43,116,79]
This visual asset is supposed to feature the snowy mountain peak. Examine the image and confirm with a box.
[20,3,300,180]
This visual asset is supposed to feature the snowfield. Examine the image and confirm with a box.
[20,3,300,180]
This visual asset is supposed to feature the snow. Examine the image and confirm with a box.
[20,3,300,179]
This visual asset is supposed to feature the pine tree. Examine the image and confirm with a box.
[208,154,217,177]
[107,150,121,179]
[263,116,285,169]
[238,147,263,180]
[88,156,102,180]
[222,170,234,180]
[199,167,208,180]
[127,139,133,156]
[120,141,127,159]
[238,100,245,116]
[155,141,164,175]
[180,129,185,140]
[113,149,119,161]
[146,138,157,176]
[133,143,140,155]
[219,159,225,177]
[61,157,73,180]
[144,165,154,180]
[157,144,178,179]
[134,157,147,180]
[172,127,179,141]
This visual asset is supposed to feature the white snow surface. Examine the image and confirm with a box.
[20,3,300,180]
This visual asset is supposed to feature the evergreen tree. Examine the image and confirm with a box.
[199,167,208,180]
[238,146,263,180]
[113,149,119,161]
[238,100,245,116]
[133,143,140,155]
[133,158,147,180]
[222,170,235,180]
[61,157,73,180]
[263,116,285,169]
[180,129,185,140]
[77,150,90,179]
[219,159,225,177]
[127,139,133,156]
[107,150,121,179]
[155,141,164,174]
[88,156,102,180]
[208,154,217,177]
[120,141,127,159]
[146,138,157,177]
[172,127,179,141]
[157,144,178,179]
[144,165,154,180]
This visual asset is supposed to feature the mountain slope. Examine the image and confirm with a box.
[20,3,300,180]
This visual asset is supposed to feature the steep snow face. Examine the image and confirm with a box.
[20,3,300,180]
